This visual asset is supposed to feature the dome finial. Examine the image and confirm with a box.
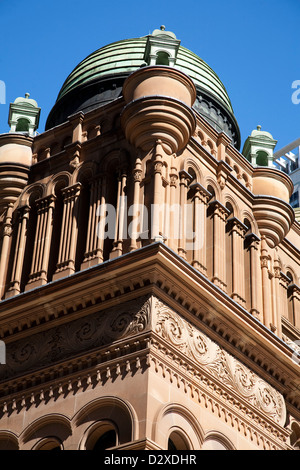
[257,124,261,131]
[160,25,165,31]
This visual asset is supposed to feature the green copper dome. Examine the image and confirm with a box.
[46,29,240,149]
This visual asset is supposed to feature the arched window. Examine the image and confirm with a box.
[225,202,234,295]
[256,151,268,166]
[83,422,118,451]
[167,431,190,450]
[186,168,197,264]
[156,51,170,66]
[287,271,295,325]
[243,218,252,310]
[206,185,216,280]
[16,118,30,132]
[34,437,63,451]
[92,430,116,451]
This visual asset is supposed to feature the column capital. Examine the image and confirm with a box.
[189,182,211,203]
[61,182,82,200]
[226,216,248,237]
[209,199,230,220]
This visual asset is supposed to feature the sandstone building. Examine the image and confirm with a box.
[0,27,299,450]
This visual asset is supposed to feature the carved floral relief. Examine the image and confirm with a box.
[154,299,286,426]
[0,296,152,379]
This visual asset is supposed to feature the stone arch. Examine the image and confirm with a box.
[224,193,240,219]
[153,403,204,450]
[20,413,72,450]
[241,209,259,235]
[181,158,203,185]
[202,431,235,450]
[71,161,98,186]
[100,148,130,174]
[285,266,297,284]
[79,419,118,450]
[232,164,240,179]
[74,396,138,447]
[32,436,63,450]
[0,430,19,450]
[45,171,71,197]
[225,156,232,167]
[206,138,217,156]
[18,182,45,207]
[205,177,220,202]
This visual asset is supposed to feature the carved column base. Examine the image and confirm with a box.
[25,271,48,291]
[212,276,227,291]
[81,249,103,270]
[192,260,207,276]
[53,262,75,281]
[231,292,246,306]
[5,283,20,298]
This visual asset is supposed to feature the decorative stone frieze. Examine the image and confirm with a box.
[0,296,152,380]
[153,298,287,427]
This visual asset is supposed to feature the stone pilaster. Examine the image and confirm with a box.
[245,233,262,320]
[81,177,104,269]
[189,183,210,276]
[25,195,56,289]
[209,200,230,291]
[178,170,191,258]
[6,205,30,297]
[227,217,247,306]
[53,183,82,280]
[129,159,142,252]
[0,203,14,298]
[110,168,127,258]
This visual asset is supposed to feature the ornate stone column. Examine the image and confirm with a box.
[53,183,82,280]
[129,159,142,252]
[110,168,127,258]
[227,217,247,306]
[288,284,300,329]
[150,141,164,243]
[0,203,14,298]
[168,160,179,252]
[6,205,30,297]
[260,236,272,329]
[25,195,56,289]
[209,200,229,291]
[245,233,262,320]
[178,170,191,259]
[81,177,104,269]
[189,183,210,276]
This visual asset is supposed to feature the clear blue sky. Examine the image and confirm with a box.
[0,0,299,151]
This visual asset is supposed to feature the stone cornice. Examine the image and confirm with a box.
[0,242,299,413]
[0,293,291,449]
